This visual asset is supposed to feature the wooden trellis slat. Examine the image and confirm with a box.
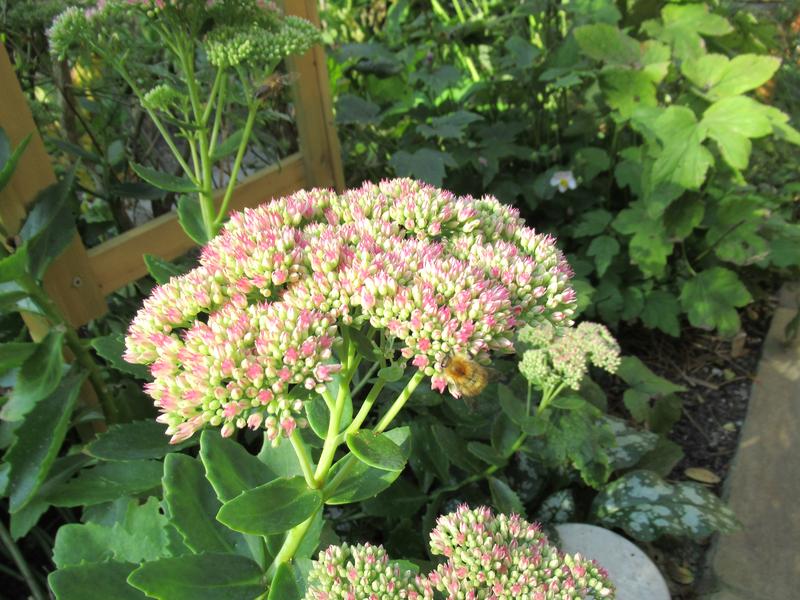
[0,0,343,327]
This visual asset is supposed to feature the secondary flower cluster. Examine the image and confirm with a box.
[49,0,319,73]
[518,321,620,391]
[305,505,614,600]
[125,179,576,443]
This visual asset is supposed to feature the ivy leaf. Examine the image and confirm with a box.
[613,207,673,278]
[683,54,781,100]
[601,69,658,119]
[702,96,773,170]
[653,3,732,60]
[586,235,619,276]
[680,267,753,336]
[591,470,739,541]
[649,106,713,190]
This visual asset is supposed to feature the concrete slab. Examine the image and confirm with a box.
[702,288,800,600]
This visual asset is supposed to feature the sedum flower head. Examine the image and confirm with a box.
[428,505,614,599]
[305,543,433,600]
[518,321,620,391]
[125,179,576,442]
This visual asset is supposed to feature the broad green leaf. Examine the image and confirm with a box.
[127,553,263,600]
[534,489,576,524]
[586,235,619,277]
[7,367,86,512]
[574,24,640,64]
[702,96,773,170]
[268,562,301,600]
[650,394,683,434]
[46,460,163,507]
[257,434,304,479]
[616,356,686,395]
[87,420,195,461]
[335,94,381,125]
[684,54,780,100]
[91,334,150,379]
[417,111,483,140]
[620,286,645,321]
[0,342,36,375]
[377,364,404,382]
[0,132,31,193]
[324,427,410,504]
[573,209,612,237]
[649,107,712,190]
[640,290,681,337]
[108,181,165,200]
[143,254,186,285]
[679,267,752,336]
[216,476,322,536]
[177,196,209,245]
[163,454,237,553]
[636,437,684,476]
[664,196,705,240]
[389,148,455,187]
[574,147,610,183]
[199,430,273,502]
[656,4,732,60]
[306,394,352,439]
[346,430,406,471]
[613,207,673,277]
[603,416,659,470]
[488,476,525,516]
[132,163,199,194]
[601,69,657,119]
[1,329,65,421]
[623,389,651,422]
[49,561,147,600]
[591,470,738,541]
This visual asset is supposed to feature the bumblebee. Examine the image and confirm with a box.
[443,352,490,398]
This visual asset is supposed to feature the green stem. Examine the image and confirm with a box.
[265,511,318,578]
[209,75,227,155]
[214,99,259,227]
[350,361,379,398]
[0,520,46,600]
[289,430,317,489]
[345,376,386,436]
[375,370,424,433]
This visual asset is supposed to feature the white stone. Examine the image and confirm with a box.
[555,523,670,600]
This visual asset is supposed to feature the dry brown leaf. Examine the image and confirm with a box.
[685,467,721,484]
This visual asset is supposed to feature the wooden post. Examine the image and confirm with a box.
[0,46,108,328]
[285,0,346,191]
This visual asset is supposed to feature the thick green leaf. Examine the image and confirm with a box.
[49,561,147,600]
[163,453,237,553]
[177,196,209,245]
[132,163,199,194]
[257,434,304,479]
[591,470,739,541]
[0,245,29,283]
[616,356,685,395]
[488,476,525,516]
[362,478,426,518]
[377,364,404,382]
[91,334,150,379]
[108,181,165,200]
[216,476,322,536]
[346,430,406,471]
[53,497,171,568]
[128,553,263,600]
[324,427,410,504]
[7,367,86,512]
[467,441,506,467]
[306,394,352,439]
[0,342,36,375]
[46,460,163,507]
[1,329,65,421]
[268,562,301,600]
[0,132,31,193]
[679,267,752,336]
[87,420,194,461]
[199,430,273,502]
[574,24,640,64]
[143,254,186,285]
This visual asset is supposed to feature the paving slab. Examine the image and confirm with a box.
[702,283,800,600]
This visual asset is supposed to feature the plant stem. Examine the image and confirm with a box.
[214,99,259,227]
[345,376,386,436]
[0,520,46,600]
[290,429,317,489]
[350,361,379,398]
[266,511,318,578]
[375,370,424,433]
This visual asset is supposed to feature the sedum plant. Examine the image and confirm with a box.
[48,0,320,242]
[306,505,614,599]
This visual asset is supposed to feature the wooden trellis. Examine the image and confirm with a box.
[0,0,344,328]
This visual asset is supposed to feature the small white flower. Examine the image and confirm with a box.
[549,170,577,193]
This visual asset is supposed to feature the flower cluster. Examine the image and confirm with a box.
[306,505,614,600]
[49,0,319,73]
[125,179,576,443]
[305,543,433,600]
[518,321,620,391]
